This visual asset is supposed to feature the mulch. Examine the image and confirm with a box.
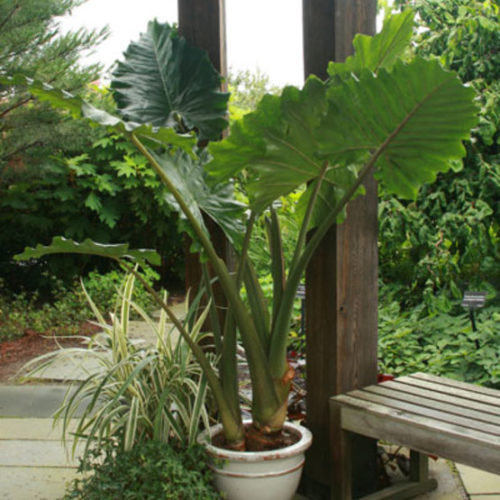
[0,321,100,383]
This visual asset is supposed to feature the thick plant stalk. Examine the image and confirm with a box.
[130,133,286,433]
[119,260,245,446]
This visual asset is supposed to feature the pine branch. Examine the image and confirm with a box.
[0,3,20,34]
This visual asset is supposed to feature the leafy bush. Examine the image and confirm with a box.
[0,266,160,342]
[1,126,184,294]
[79,265,160,318]
[378,291,500,388]
[380,0,500,310]
[64,440,220,500]
[0,277,87,341]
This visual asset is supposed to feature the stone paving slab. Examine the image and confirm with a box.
[413,459,467,499]
[0,440,81,467]
[0,466,79,500]
[456,463,500,496]
[0,385,79,418]
[0,418,76,440]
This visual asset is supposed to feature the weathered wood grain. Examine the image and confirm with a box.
[177,0,231,330]
[302,0,378,497]
[331,373,500,494]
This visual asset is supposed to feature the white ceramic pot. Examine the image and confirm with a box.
[199,421,312,500]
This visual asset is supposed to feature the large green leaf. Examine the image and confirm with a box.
[111,21,229,141]
[156,150,245,249]
[209,77,329,213]
[1,75,197,154]
[319,58,478,198]
[328,10,414,78]
[15,237,161,266]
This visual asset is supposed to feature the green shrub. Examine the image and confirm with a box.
[79,265,160,318]
[0,277,87,341]
[64,440,220,500]
[0,266,161,342]
[378,293,500,388]
[1,130,184,295]
[380,0,500,310]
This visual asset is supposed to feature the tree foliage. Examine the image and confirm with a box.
[380,0,500,310]
[227,69,281,120]
[0,0,108,168]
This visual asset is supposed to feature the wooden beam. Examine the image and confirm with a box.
[302,0,378,498]
[177,0,230,329]
[177,0,227,79]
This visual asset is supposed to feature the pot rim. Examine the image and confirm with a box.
[198,420,312,462]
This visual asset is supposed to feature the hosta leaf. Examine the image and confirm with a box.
[156,150,245,248]
[319,58,478,199]
[328,10,414,78]
[111,20,229,141]
[1,75,196,154]
[15,236,161,266]
[209,76,329,212]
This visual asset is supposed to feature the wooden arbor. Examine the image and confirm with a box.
[177,1,378,498]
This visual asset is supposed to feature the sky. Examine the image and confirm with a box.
[60,0,305,86]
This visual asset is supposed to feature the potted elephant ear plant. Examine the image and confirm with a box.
[14,10,477,499]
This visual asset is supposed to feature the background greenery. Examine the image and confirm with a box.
[377,0,499,386]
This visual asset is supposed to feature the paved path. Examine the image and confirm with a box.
[0,386,81,500]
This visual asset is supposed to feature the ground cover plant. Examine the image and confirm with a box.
[64,440,220,500]
[378,294,500,387]
[13,11,478,452]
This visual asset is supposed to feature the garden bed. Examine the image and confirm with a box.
[0,321,99,383]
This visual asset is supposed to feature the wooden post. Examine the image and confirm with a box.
[177,0,230,326]
[178,0,227,79]
[302,1,378,498]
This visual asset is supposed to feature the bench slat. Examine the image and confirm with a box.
[333,401,500,475]
[410,372,500,399]
[363,384,500,427]
[348,389,500,437]
[396,375,500,407]
[334,393,500,447]
[377,380,500,419]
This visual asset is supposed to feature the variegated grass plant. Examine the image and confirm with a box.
[22,273,216,462]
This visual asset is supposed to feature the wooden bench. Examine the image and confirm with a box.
[330,372,500,499]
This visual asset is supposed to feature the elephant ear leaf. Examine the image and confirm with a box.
[328,9,414,78]
[15,237,161,267]
[111,20,229,141]
[319,58,478,199]
[156,150,245,250]
[209,76,329,213]
[1,75,196,154]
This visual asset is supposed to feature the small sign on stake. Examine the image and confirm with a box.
[461,291,487,336]
[461,291,487,309]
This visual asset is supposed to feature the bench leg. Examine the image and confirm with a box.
[361,450,437,500]
[410,450,429,481]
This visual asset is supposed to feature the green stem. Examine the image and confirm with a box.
[119,260,244,443]
[200,263,223,355]
[268,155,378,378]
[289,161,329,272]
[130,134,282,426]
